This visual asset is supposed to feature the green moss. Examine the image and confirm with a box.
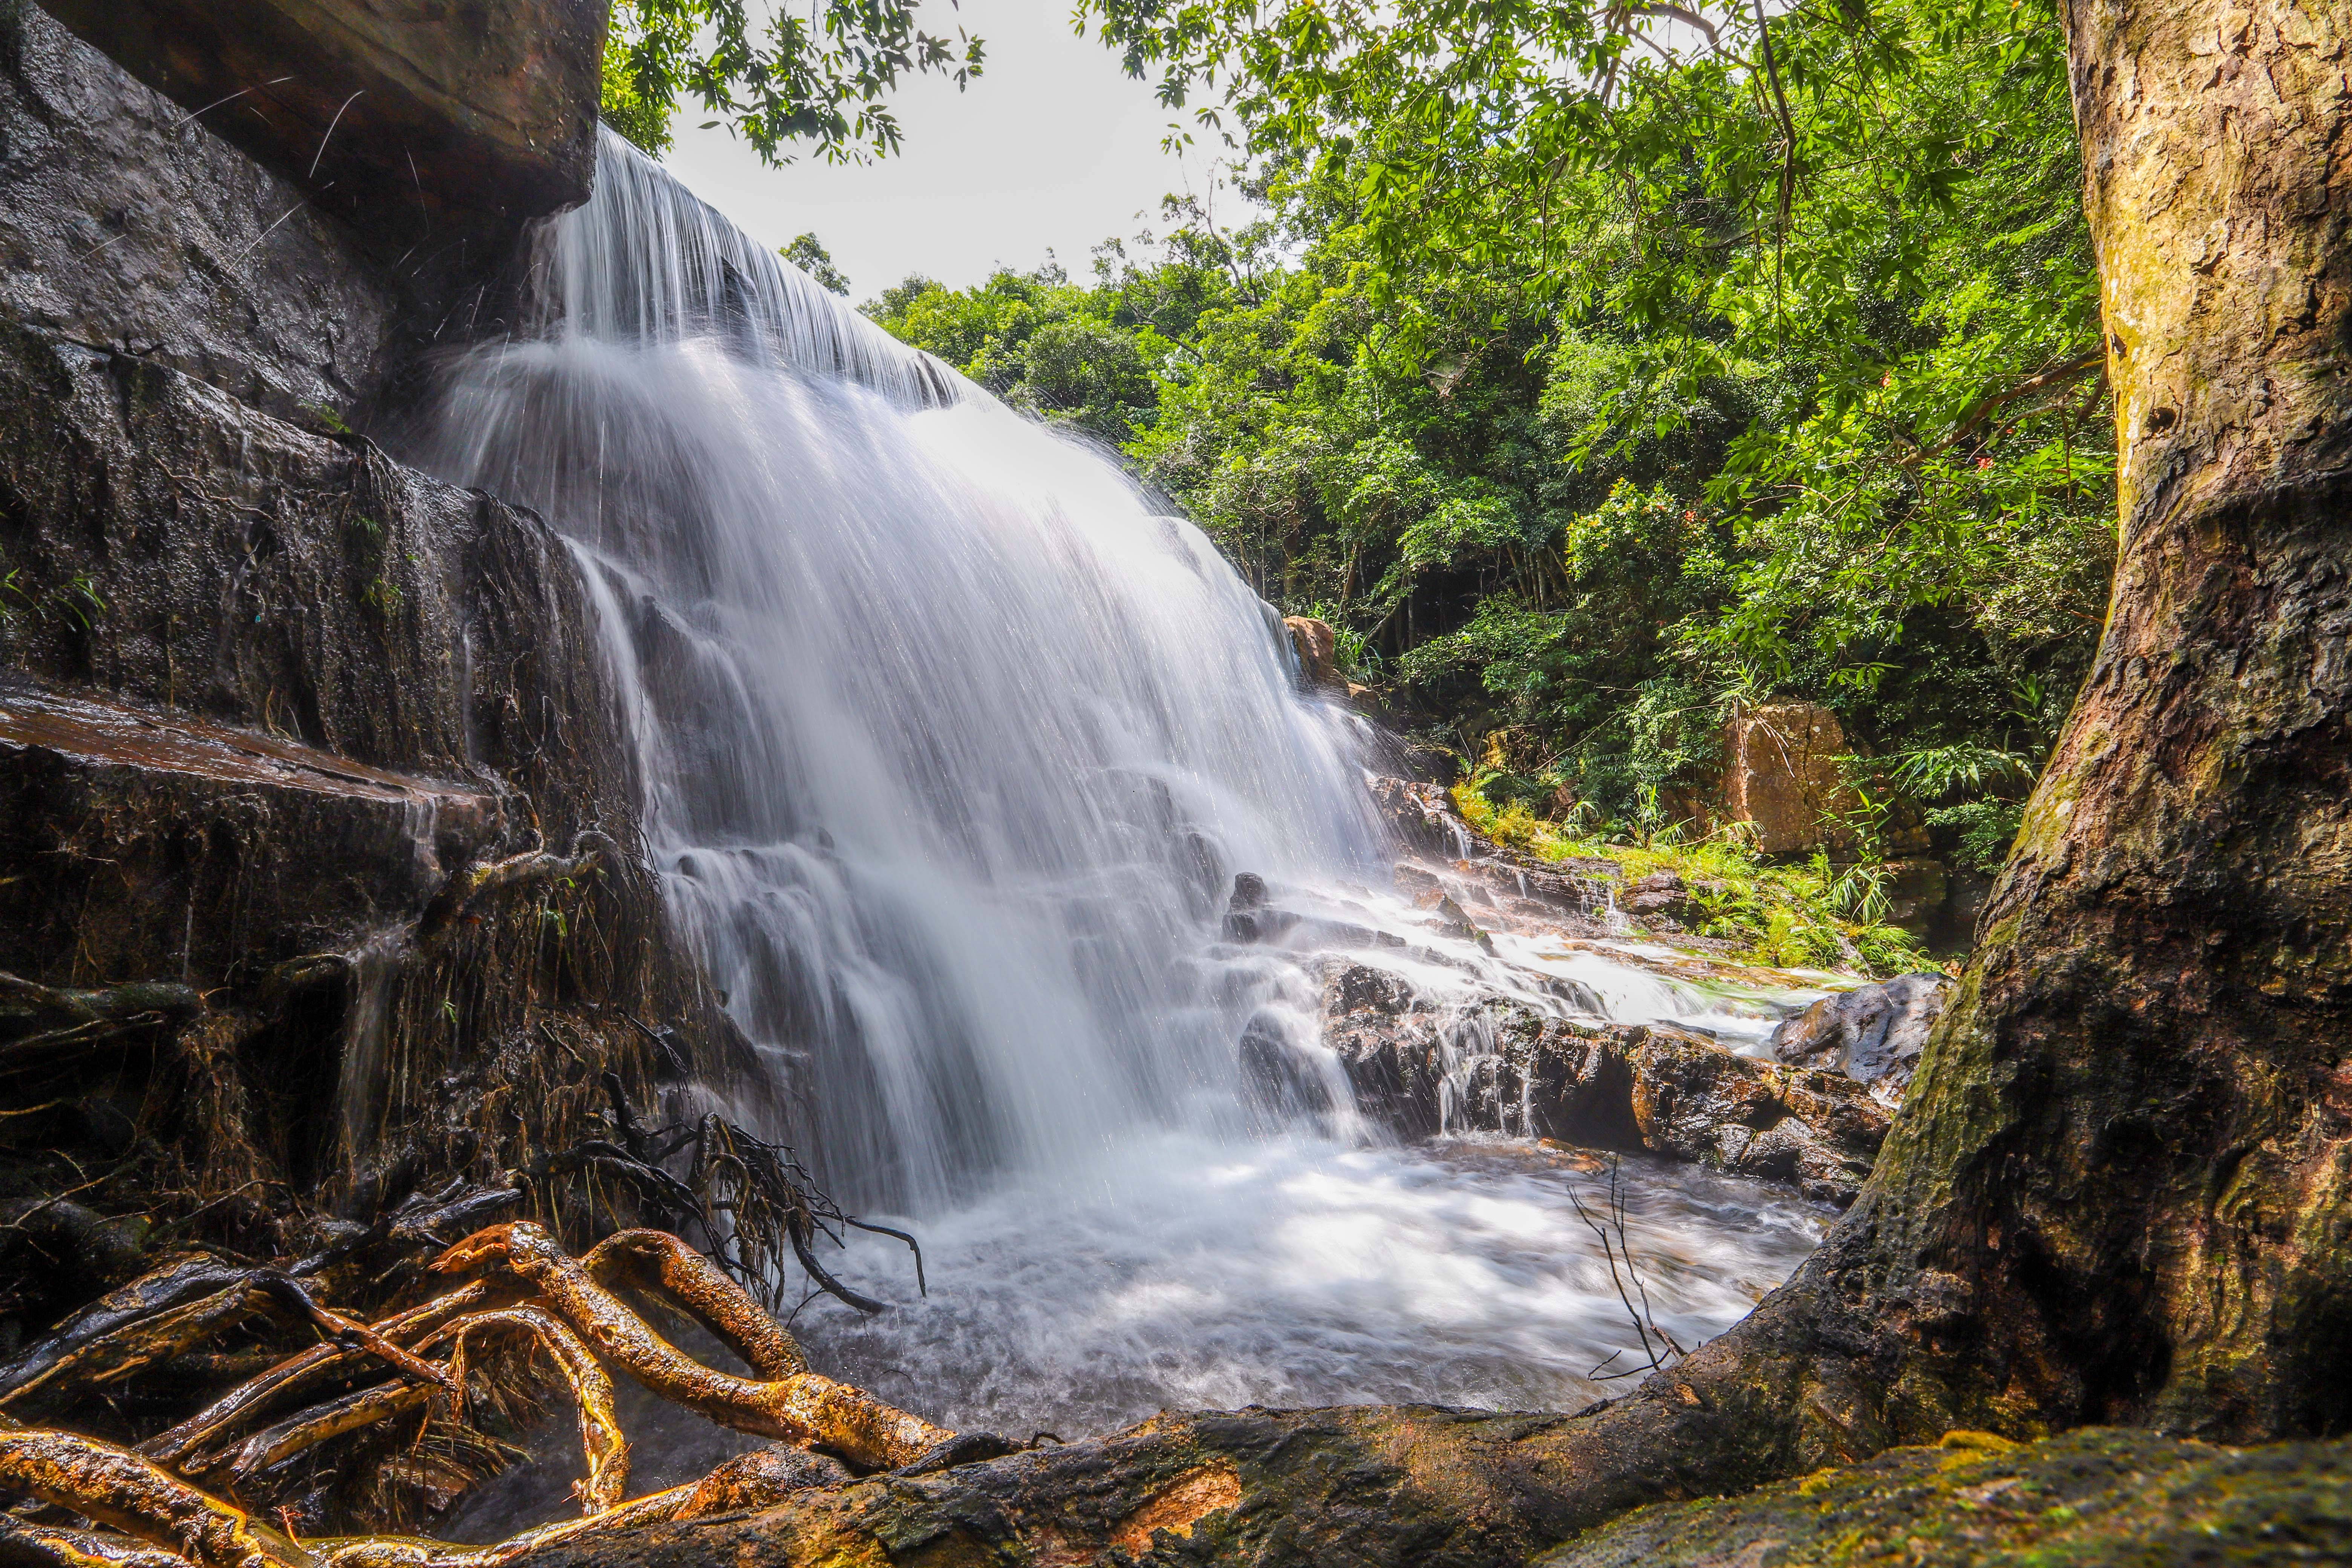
[1450,784,1938,978]
[1540,1427,2352,1566]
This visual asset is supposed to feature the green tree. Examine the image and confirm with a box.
[604,0,984,164]
[782,233,851,295]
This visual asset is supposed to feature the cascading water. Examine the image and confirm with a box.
[421,132,1826,1449]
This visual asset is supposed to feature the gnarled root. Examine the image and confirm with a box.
[0,1519,196,1568]
[303,1486,692,1568]
[0,1432,310,1568]
[414,1309,626,1513]
[414,835,616,945]
[148,1284,496,1474]
[0,1431,695,1568]
[0,1223,935,1568]
[578,1231,804,1380]
[431,1223,948,1468]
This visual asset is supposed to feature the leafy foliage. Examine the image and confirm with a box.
[1450,783,1935,978]
[869,0,2112,873]
[783,233,852,295]
[603,0,983,164]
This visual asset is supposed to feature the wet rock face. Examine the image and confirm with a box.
[36,0,602,257]
[1623,872,1703,931]
[0,684,506,985]
[1371,774,1468,859]
[1369,777,1618,937]
[1627,1025,1886,1204]
[1306,962,1888,1205]
[1770,972,1949,1100]
[0,318,747,1255]
[0,6,404,421]
[0,318,624,807]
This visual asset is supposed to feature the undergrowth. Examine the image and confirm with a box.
[1452,781,1939,979]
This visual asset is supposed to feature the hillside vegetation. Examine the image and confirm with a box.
[864,0,2108,875]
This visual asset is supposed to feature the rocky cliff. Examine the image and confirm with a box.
[0,1,763,1347]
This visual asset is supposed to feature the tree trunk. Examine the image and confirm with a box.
[510,4,2352,1561]
[1829,0,2352,1439]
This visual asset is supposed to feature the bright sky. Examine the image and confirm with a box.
[657,3,1208,302]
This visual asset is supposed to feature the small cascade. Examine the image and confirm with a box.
[332,926,412,1171]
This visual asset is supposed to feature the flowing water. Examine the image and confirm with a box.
[421,133,1831,1454]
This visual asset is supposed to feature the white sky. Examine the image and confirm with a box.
[656,3,1209,301]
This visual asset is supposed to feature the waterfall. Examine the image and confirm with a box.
[427,133,1385,1210]
[419,136,1822,1453]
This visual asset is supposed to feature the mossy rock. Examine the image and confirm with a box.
[1539,1427,2352,1566]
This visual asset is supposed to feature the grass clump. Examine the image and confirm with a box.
[1451,778,1939,979]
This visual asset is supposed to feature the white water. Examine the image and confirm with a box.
[421,133,1827,1445]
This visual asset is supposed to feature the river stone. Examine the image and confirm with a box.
[1770,972,1949,1099]
[1309,962,1889,1204]
[1237,1012,1334,1123]
[1626,1023,1885,1204]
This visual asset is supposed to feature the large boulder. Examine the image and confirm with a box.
[1709,701,1863,854]
[1317,961,1448,1139]
[1770,972,1950,1100]
[1283,615,1342,691]
[1627,1023,1886,1204]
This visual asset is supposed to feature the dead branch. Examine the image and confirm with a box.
[1570,1156,1687,1382]
[413,834,616,944]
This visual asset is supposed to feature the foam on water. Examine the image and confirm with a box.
[418,132,1831,1455]
[796,1131,1824,1438]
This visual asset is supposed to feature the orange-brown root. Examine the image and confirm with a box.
[415,1306,628,1513]
[0,1520,196,1568]
[580,1230,805,1379]
[432,1223,949,1469]
[0,1431,312,1568]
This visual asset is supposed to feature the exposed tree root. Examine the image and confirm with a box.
[413,1309,625,1513]
[430,1223,949,1468]
[0,1227,953,1568]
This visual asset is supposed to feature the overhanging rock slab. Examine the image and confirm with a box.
[35,0,604,251]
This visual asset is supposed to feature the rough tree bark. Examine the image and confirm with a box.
[498,4,2352,1563]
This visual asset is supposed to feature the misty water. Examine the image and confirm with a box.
[422,133,1832,1459]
